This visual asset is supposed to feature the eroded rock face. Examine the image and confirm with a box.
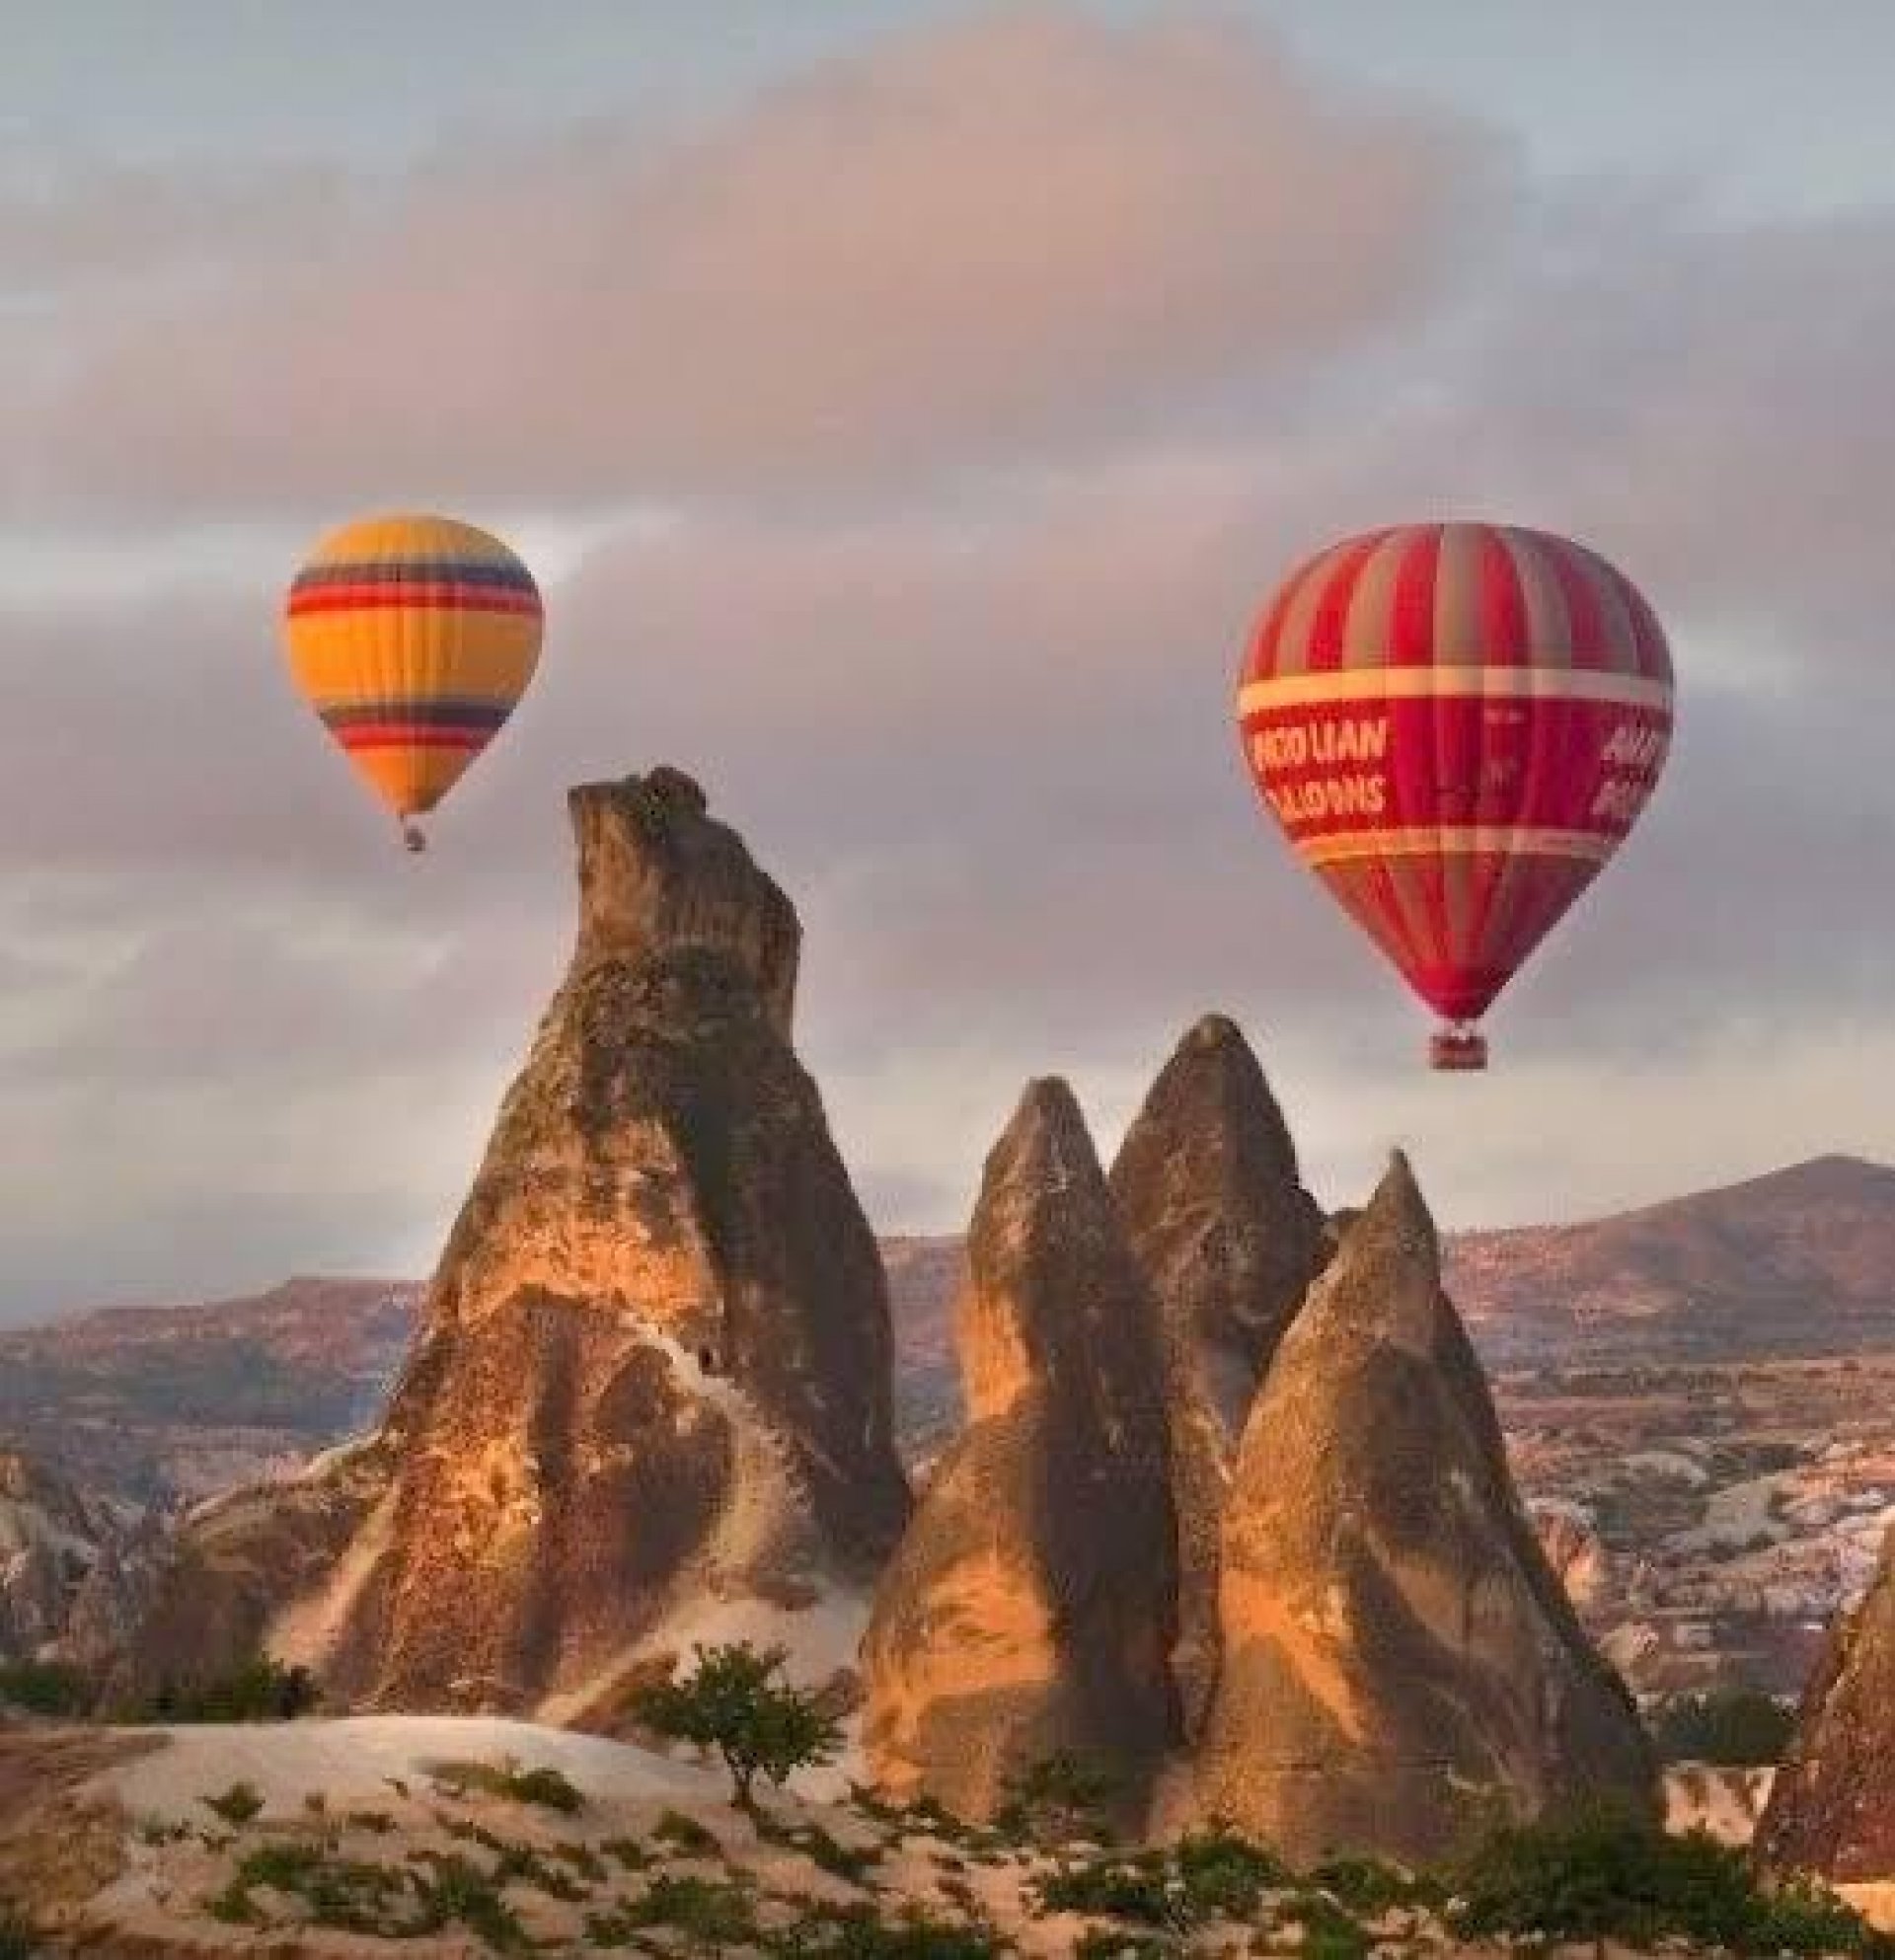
[125,768,911,1718]
[862,1080,1179,1826]
[0,1450,153,1668]
[1756,1533,1895,1881]
[1108,1015,1325,1740]
[1194,1153,1656,1866]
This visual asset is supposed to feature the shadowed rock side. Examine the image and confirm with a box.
[1755,1531,1895,1882]
[1195,1152,1656,1867]
[1108,1015,1326,1741]
[862,1080,1180,1826]
[124,767,911,1718]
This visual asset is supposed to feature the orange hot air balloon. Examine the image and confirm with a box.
[1235,520,1674,1071]
[282,513,544,852]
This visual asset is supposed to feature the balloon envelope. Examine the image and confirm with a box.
[282,513,544,834]
[1235,521,1673,1064]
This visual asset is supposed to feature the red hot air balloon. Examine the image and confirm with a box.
[1236,521,1674,1070]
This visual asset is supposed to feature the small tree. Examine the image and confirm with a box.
[629,1640,841,1810]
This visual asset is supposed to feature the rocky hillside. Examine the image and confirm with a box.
[1446,1155,1895,1370]
[0,1450,162,1666]
[0,1280,417,1503]
[13,1155,1893,1495]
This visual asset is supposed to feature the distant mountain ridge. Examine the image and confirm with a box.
[1445,1154,1895,1370]
[4,1155,1893,1500]
[0,1279,419,1503]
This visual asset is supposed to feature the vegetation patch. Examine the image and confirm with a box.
[427,1756,585,1814]
[1651,1688,1798,1766]
[652,1807,723,1856]
[753,1808,883,1885]
[630,1638,844,1809]
[0,1908,37,1960]
[131,1654,319,1723]
[0,1657,92,1717]
[768,1898,1007,1957]
[993,1754,1121,1846]
[1450,1802,1895,1956]
[616,1870,758,1943]
[199,1779,265,1826]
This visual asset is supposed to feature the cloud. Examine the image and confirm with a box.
[0,5,1502,518]
[7,6,1895,1316]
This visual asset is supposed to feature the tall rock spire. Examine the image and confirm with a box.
[1108,1014,1326,1739]
[862,1079,1180,1826]
[125,767,911,1718]
[1194,1152,1656,1865]
[1755,1535,1895,1881]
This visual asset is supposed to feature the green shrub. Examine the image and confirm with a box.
[753,1810,881,1885]
[136,1655,318,1723]
[1171,1826,1285,1920]
[0,1905,41,1959]
[232,1841,326,1890]
[1033,1851,1175,1926]
[0,1658,92,1717]
[630,1639,843,1809]
[1451,1800,1893,1955]
[427,1756,584,1813]
[411,1851,530,1952]
[652,1807,721,1855]
[623,1871,757,1942]
[993,1753,1121,1844]
[551,1840,608,1882]
[1033,1828,1292,1935]
[1306,1854,1438,1915]
[1072,1931,1171,1960]
[218,1844,431,1940]
[199,1779,265,1826]
[1651,1688,1797,1766]
[773,1900,1007,1957]
[1287,1894,1370,1960]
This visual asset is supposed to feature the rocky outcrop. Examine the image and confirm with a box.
[1755,1531,1895,1881]
[862,1080,1179,1826]
[1529,1500,1616,1616]
[0,1450,154,1667]
[1108,1015,1325,1740]
[125,767,911,1718]
[1194,1154,1656,1866]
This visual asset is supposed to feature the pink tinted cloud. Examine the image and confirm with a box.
[4,6,1502,515]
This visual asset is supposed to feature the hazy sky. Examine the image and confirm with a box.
[5,2,1895,1317]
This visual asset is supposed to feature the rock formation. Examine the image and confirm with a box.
[0,1450,155,1667]
[126,767,911,1718]
[1529,1499,1616,1617]
[1108,1015,1326,1740]
[1755,1531,1895,1881]
[862,1079,1179,1826]
[1194,1154,1656,1866]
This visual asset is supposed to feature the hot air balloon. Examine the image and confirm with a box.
[282,513,544,852]
[1235,521,1674,1070]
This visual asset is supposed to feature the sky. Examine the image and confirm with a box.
[4,1,1895,1318]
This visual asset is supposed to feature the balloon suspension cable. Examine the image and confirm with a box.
[1429,1022,1488,1073]
[401,819,427,855]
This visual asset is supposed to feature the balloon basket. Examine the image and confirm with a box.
[1429,1028,1487,1072]
[401,821,427,855]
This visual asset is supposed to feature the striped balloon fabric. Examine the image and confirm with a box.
[1236,521,1674,1068]
[283,513,544,848]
